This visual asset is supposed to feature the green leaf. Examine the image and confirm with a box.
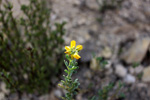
[132,62,140,68]
[64,60,68,67]
[90,96,96,100]
[68,65,72,69]
[96,57,102,61]
[64,69,68,74]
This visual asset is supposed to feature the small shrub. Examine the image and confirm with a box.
[90,82,125,100]
[0,0,65,94]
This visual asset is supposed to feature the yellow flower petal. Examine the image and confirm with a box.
[73,53,81,59]
[65,50,71,54]
[64,51,68,54]
[70,40,76,48]
[76,45,83,51]
[65,46,70,51]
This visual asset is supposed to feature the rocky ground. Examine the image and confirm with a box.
[0,0,150,100]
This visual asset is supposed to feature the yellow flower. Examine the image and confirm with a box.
[73,53,81,59]
[76,45,83,51]
[65,40,83,59]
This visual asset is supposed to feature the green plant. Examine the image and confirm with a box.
[0,0,65,94]
[89,81,125,100]
[132,62,140,68]
[58,40,83,100]
[96,57,108,69]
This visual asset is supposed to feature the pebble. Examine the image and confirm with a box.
[54,89,62,98]
[115,64,127,78]
[0,92,5,100]
[39,94,49,100]
[134,65,144,74]
[137,83,148,88]
[121,38,150,64]
[124,74,136,84]
[142,66,150,82]
[0,82,10,95]
[105,60,112,69]
[101,46,112,59]
[90,58,98,71]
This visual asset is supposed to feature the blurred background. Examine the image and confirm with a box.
[0,0,150,100]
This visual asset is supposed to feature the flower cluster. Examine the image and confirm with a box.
[65,40,83,59]
[59,40,83,100]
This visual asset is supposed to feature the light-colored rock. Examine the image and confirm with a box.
[101,46,112,59]
[124,74,136,84]
[105,60,112,69]
[134,65,144,74]
[137,83,148,88]
[73,0,80,6]
[121,38,150,64]
[90,58,98,71]
[54,89,62,98]
[39,94,50,100]
[0,92,5,100]
[77,18,86,26]
[86,0,100,10]
[129,65,144,75]
[115,64,127,78]
[0,82,10,95]
[142,66,150,82]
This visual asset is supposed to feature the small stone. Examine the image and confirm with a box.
[134,65,144,74]
[90,58,98,71]
[39,94,49,100]
[77,18,86,26]
[115,64,127,78]
[121,38,150,64]
[101,46,112,59]
[23,74,28,80]
[142,66,150,82]
[137,83,148,88]
[54,89,62,98]
[86,0,99,10]
[105,60,112,69]
[0,82,10,95]
[124,74,136,84]
[73,0,81,6]
[0,92,5,100]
